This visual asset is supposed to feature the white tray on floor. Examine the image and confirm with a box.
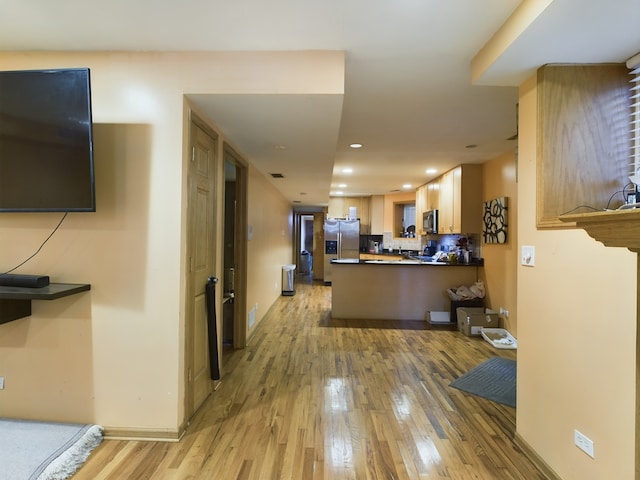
[428,311,451,324]
[481,328,517,349]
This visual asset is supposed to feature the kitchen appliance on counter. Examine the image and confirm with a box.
[423,240,438,256]
[323,219,360,284]
[360,234,384,253]
[423,209,438,234]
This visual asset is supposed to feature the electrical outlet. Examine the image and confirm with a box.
[499,307,509,318]
[574,429,594,458]
[248,306,256,329]
[0,377,4,390]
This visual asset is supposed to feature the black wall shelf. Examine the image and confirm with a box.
[0,283,91,324]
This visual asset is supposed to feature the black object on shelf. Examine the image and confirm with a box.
[0,274,50,288]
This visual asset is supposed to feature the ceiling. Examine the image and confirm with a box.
[1,0,639,207]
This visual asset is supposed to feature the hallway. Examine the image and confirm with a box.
[75,277,545,479]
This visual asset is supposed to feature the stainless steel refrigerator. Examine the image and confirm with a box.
[323,219,360,284]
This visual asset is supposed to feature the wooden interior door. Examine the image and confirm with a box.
[185,117,217,420]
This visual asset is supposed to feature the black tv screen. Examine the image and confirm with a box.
[0,68,95,212]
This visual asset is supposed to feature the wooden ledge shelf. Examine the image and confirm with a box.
[559,209,640,252]
[0,283,91,325]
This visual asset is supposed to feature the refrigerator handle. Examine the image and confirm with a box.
[337,232,342,258]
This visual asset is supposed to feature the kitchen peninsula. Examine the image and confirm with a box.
[330,259,480,321]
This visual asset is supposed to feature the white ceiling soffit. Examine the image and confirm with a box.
[189,93,344,206]
[474,0,640,86]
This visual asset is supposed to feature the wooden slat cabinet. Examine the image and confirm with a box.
[537,64,630,228]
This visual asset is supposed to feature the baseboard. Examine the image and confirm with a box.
[513,432,563,480]
[103,423,187,443]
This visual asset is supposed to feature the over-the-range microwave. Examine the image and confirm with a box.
[423,209,438,234]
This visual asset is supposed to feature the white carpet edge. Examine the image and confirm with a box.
[36,424,104,480]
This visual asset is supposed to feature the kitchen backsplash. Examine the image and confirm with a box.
[383,231,482,257]
[383,232,421,251]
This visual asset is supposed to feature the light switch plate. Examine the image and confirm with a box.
[521,245,535,267]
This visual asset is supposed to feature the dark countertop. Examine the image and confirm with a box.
[332,257,483,266]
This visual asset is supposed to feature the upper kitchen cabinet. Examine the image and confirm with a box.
[426,180,440,211]
[437,164,482,234]
[327,196,347,219]
[415,178,440,234]
[438,169,455,234]
[415,184,428,231]
[328,196,371,233]
[370,195,384,234]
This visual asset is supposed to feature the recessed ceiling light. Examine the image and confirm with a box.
[402,184,412,189]
[334,191,344,195]
[342,168,353,174]
[338,183,347,188]
[349,143,363,149]
[425,168,437,175]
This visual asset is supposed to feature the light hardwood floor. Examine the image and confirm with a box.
[74,277,545,479]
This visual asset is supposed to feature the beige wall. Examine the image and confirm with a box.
[0,51,341,434]
[516,75,637,479]
[246,164,294,339]
[0,53,189,432]
[480,150,518,334]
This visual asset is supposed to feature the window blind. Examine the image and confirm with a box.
[628,52,640,185]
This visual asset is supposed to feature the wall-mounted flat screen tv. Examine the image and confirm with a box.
[0,68,95,212]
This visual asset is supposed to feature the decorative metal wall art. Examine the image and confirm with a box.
[483,197,508,244]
